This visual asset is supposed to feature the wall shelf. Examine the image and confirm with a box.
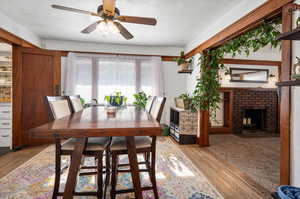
[277,27,300,41]
[178,69,193,74]
[276,80,300,87]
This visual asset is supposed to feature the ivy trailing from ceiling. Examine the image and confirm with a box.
[192,18,282,119]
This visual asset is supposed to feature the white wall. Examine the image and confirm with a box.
[162,61,187,124]
[185,0,267,53]
[43,39,182,56]
[290,2,300,186]
[0,10,41,47]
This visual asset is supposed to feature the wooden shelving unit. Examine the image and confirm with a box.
[178,69,193,74]
[277,27,300,40]
[276,80,300,87]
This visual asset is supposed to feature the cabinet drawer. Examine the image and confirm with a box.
[0,129,10,147]
[0,120,12,128]
[0,106,12,119]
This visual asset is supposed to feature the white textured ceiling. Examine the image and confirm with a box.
[0,0,243,46]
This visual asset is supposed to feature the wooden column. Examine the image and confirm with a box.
[198,110,210,147]
[197,51,210,147]
[280,5,292,185]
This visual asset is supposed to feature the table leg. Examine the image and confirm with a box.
[63,138,87,199]
[125,136,143,199]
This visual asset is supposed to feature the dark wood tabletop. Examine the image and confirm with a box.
[29,106,162,139]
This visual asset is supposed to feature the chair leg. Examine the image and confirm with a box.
[52,140,61,199]
[110,153,118,199]
[97,152,103,199]
[150,137,159,199]
[103,150,111,199]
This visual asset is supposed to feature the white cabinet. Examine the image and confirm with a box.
[0,103,11,147]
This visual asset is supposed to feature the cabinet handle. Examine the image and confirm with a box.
[1,135,9,137]
[1,111,10,113]
[1,123,10,125]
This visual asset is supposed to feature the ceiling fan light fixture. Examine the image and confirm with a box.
[97,20,119,35]
[107,20,120,34]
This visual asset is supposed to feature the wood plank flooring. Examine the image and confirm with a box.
[0,138,273,199]
[0,145,48,178]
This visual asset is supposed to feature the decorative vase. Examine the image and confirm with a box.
[293,57,300,80]
[108,96,124,106]
[180,62,189,70]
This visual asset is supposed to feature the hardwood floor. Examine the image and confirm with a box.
[0,138,273,199]
[176,139,273,199]
[0,145,48,178]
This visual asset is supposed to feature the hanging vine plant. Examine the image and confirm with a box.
[192,18,282,119]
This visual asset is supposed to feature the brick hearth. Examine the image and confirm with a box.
[232,89,278,134]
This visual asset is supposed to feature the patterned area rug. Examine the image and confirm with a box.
[208,134,280,192]
[0,138,223,199]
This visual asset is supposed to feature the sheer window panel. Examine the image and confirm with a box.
[97,60,136,104]
[75,57,93,101]
[140,61,153,96]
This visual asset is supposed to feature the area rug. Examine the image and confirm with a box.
[208,134,280,192]
[0,138,223,199]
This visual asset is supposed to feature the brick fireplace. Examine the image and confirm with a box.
[232,89,278,134]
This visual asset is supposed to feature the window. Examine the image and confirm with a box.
[64,54,164,104]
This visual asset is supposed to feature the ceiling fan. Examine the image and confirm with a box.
[51,0,157,40]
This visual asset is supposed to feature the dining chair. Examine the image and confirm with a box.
[145,96,156,113]
[109,96,166,199]
[68,95,84,112]
[45,96,111,199]
[67,94,111,192]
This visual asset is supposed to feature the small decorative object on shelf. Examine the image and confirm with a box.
[293,57,300,80]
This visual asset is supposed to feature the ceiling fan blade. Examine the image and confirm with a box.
[51,5,99,17]
[103,0,116,16]
[114,22,133,40]
[117,16,157,26]
[81,21,102,34]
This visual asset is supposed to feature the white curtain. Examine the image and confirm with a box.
[64,53,164,103]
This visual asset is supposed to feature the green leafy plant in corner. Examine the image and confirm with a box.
[133,91,148,109]
[191,18,282,120]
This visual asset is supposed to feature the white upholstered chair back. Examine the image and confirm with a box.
[70,98,84,112]
[145,96,155,113]
[49,99,72,119]
[150,96,166,122]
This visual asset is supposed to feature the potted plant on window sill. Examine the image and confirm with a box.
[174,51,193,70]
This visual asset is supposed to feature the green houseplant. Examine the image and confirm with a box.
[191,18,281,121]
[105,91,127,106]
[133,91,148,109]
[174,51,193,70]
[175,93,193,110]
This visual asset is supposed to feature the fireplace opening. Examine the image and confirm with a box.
[242,109,266,131]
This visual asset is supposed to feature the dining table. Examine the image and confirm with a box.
[29,106,162,199]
